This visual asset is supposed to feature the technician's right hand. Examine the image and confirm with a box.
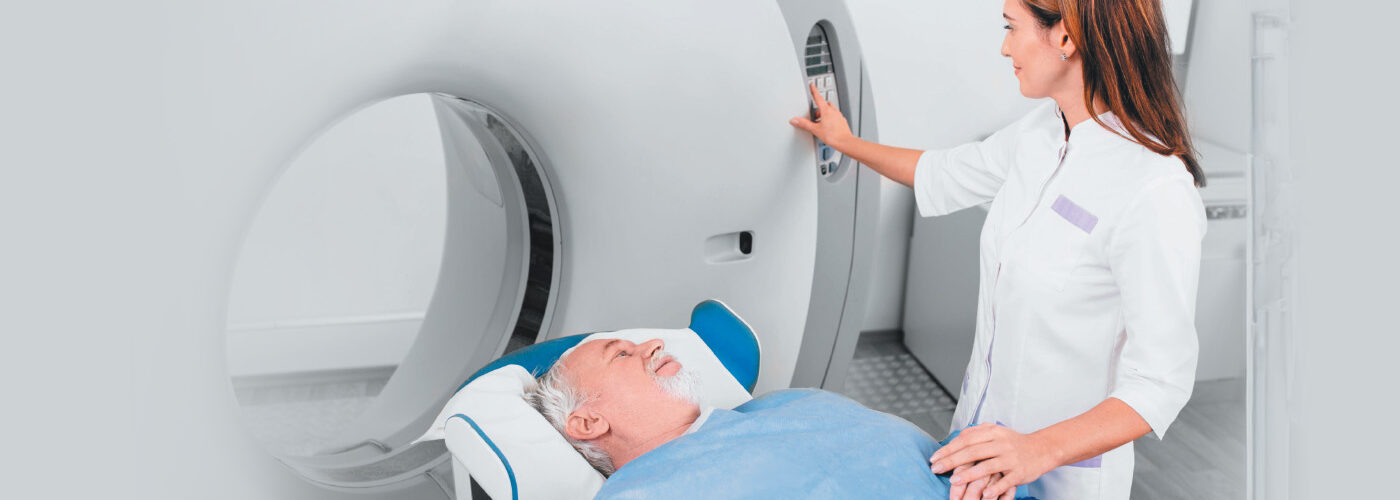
[946,465,1013,500]
[790,82,854,151]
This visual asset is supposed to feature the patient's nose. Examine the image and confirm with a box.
[639,339,665,358]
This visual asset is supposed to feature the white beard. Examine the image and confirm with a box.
[649,349,701,406]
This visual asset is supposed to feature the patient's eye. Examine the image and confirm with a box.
[616,351,628,358]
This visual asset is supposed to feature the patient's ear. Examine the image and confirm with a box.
[565,409,609,441]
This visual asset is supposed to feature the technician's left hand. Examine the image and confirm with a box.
[930,423,1058,499]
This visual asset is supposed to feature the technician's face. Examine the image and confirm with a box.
[1000,0,1074,99]
[561,339,692,423]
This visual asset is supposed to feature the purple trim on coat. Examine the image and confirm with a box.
[1066,455,1103,468]
[1051,195,1098,234]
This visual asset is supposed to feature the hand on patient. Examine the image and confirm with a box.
[931,423,1058,499]
[947,465,1010,500]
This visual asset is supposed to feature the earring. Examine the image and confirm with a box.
[1061,53,1068,61]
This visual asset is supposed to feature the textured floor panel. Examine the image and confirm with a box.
[844,354,955,413]
[839,352,956,439]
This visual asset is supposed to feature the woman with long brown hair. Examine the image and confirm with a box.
[790,0,1203,498]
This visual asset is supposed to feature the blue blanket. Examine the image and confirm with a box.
[596,389,1033,499]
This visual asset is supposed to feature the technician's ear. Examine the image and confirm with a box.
[565,409,609,441]
[1051,21,1077,59]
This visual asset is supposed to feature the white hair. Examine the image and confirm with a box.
[526,364,616,475]
[526,347,702,477]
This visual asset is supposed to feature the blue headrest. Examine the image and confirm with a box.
[458,300,761,392]
[688,300,760,391]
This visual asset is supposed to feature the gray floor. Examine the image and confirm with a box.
[1130,378,1246,500]
[840,330,959,439]
[838,330,1247,500]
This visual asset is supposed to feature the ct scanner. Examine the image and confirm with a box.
[16,1,1367,498]
[12,0,877,498]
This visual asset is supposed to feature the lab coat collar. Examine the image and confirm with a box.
[1052,104,1129,145]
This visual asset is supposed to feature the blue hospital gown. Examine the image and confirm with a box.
[596,389,1034,499]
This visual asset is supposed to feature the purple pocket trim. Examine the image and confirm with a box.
[1067,455,1103,468]
[1051,195,1098,234]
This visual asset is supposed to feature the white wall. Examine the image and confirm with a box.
[1285,0,1400,495]
[1184,0,1253,156]
[226,94,447,377]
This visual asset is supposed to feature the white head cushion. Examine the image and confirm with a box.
[430,364,605,499]
[415,327,753,500]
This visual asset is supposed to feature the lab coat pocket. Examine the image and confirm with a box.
[1030,462,1104,499]
[1023,196,1094,290]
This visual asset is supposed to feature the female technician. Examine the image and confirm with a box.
[790,1,1204,499]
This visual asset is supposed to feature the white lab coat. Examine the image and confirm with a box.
[913,102,1204,500]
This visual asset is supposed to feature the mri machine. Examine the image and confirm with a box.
[14,0,877,498]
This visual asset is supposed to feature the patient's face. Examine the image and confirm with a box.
[561,338,698,428]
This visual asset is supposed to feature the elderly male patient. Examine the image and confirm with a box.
[526,338,1025,499]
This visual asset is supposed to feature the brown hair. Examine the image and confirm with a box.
[1022,0,1204,186]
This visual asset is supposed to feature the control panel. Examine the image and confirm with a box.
[804,25,842,178]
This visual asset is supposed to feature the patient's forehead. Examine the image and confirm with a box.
[559,339,616,370]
